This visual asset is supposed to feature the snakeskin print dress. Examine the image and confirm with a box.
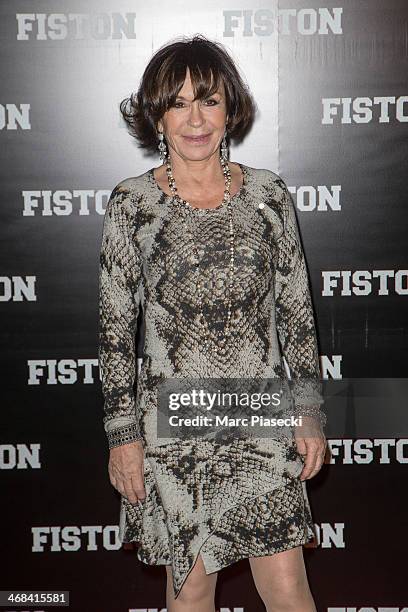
[98,163,325,598]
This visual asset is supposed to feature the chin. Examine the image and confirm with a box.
[180,146,218,161]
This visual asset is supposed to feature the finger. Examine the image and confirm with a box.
[114,481,127,498]
[308,448,327,478]
[295,436,307,457]
[295,437,309,480]
[303,445,326,479]
[108,470,117,487]
[300,457,314,480]
[109,473,124,496]
[123,481,139,504]
[131,473,146,502]
[299,443,320,480]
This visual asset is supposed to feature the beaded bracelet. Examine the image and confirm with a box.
[107,423,143,449]
[293,405,327,428]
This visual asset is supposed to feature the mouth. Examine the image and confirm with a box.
[182,133,211,144]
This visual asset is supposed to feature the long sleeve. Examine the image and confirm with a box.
[273,179,326,427]
[98,181,144,448]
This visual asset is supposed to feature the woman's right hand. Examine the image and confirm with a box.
[108,440,146,504]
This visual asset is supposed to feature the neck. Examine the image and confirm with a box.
[167,151,226,190]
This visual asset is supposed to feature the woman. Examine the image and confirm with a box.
[98,34,327,612]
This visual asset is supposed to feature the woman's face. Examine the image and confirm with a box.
[157,67,228,162]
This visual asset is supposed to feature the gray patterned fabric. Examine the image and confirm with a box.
[98,163,324,598]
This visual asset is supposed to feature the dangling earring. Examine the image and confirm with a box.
[220,128,228,161]
[157,130,167,162]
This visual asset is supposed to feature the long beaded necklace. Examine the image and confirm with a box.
[165,154,235,352]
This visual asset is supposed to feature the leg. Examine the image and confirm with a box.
[165,553,218,612]
[249,545,316,612]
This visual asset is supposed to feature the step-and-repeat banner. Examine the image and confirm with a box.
[2,1,407,611]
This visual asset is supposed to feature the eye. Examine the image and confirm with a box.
[173,101,186,108]
[204,98,219,106]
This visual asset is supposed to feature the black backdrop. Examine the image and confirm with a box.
[2,1,407,611]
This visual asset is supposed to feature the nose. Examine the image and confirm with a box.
[187,101,205,127]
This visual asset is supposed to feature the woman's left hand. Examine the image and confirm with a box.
[293,416,327,480]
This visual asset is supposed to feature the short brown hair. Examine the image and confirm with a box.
[120,34,256,153]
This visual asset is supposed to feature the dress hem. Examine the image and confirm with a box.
[124,474,316,599]
[134,518,315,598]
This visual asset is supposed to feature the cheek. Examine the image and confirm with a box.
[208,109,227,128]
[164,110,183,126]
[216,106,228,122]
[165,118,184,136]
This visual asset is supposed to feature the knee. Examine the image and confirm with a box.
[258,574,310,610]
[176,570,211,605]
[167,556,215,606]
